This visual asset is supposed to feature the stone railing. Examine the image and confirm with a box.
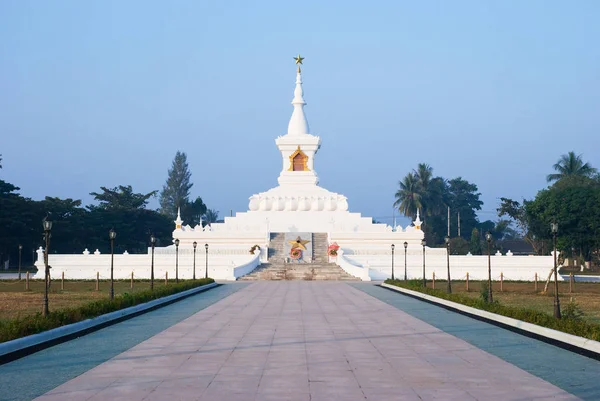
[336,249,371,281]
[233,248,262,279]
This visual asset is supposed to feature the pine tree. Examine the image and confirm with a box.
[159,151,193,218]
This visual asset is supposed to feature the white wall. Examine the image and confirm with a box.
[338,247,561,282]
[33,247,260,281]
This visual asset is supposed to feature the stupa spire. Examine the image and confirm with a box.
[287,54,309,136]
[175,207,183,229]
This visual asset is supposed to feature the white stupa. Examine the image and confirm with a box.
[36,57,555,282]
[174,56,423,245]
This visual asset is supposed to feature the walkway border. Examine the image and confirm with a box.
[0,282,219,364]
[379,283,600,359]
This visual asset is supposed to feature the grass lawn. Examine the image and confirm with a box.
[427,280,600,325]
[0,279,187,320]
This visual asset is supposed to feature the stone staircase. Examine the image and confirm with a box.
[239,232,360,281]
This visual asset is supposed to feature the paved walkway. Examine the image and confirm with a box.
[32,282,579,401]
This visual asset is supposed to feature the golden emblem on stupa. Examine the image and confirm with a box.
[288,236,310,250]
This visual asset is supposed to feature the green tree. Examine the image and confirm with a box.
[37,197,87,254]
[414,164,446,217]
[394,165,485,245]
[0,179,36,265]
[89,185,156,210]
[394,172,422,217]
[203,208,220,224]
[525,180,600,263]
[469,228,482,255]
[159,151,193,218]
[546,151,597,183]
[498,197,549,254]
[449,237,469,255]
[182,196,207,227]
[446,177,482,239]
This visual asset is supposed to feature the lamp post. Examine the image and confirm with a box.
[551,222,561,319]
[391,244,395,280]
[109,229,116,300]
[150,234,156,290]
[403,241,408,280]
[18,244,22,280]
[193,241,197,280]
[42,218,53,316]
[444,236,451,294]
[485,232,493,303]
[421,239,426,288]
[204,243,209,279]
[571,246,576,268]
[174,238,180,284]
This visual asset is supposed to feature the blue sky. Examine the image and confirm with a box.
[1,1,599,226]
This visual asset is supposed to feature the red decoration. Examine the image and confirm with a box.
[328,242,340,256]
[290,248,302,259]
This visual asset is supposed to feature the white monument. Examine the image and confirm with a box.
[35,57,558,282]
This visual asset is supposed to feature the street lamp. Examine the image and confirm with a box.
[204,243,209,279]
[444,236,451,294]
[485,231,493,303]
[193,241,197,280]
[109,229,116,300]
[150,234,156,290]
[551,222,561,319]
[403,241,408,280]
[42,218,53,316]
[391,244,395,280]
[174,238,180,284]
[18,244,22,280]
[421,239,426,288]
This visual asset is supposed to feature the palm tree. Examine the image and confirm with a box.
[203,208,220,225]
[394,173,422,217]
[546,152,597,182]
[413,163,446,217]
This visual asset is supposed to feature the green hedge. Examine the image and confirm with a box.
[0,278,215,343]
[384,279,600,342]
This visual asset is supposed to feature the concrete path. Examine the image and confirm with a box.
[33,282,579,401]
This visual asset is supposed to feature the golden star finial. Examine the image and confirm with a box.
[293,54,304,73]
[288,236,310,251]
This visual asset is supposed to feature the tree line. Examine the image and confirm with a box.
[498,151,600,265]
[394,152,600,264]
[0,151,219,267]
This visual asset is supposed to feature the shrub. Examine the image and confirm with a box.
[0,278,214,343]
[384,279,600,342]
[479,281,489,302]
[563,299,585,321]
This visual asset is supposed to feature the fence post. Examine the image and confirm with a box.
[466,272,469,292]
[96,272,99,291]
[61,271,64,291]
[131,271,134,289]
[432,272,435,290]
[569,272,574,294]
[26,271,30,291]
[165,271,168,285]
[500,272,503,292]
[534,272,538,292]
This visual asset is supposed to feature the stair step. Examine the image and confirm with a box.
[241,232,359,281]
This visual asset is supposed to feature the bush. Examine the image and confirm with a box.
[0,278,214,343]
[384,279,600,342]
[563,299,585,321]
[479,281,489,302]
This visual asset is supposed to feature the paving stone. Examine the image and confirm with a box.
[25,282,586,400]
